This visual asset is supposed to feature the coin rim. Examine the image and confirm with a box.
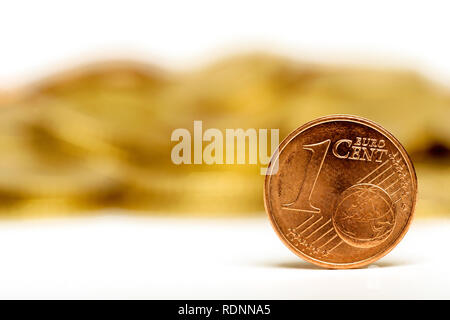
[264,114,418,269]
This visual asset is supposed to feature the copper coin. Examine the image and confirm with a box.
[264,115,417,269]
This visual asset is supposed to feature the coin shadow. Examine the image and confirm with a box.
[272,260,324,270]
[367,258,416,268]
[260,260,324,270]
[262,257,416,270]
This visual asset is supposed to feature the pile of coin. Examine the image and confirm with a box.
[0,53,448,216]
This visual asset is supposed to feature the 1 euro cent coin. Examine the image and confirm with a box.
[264,115,417,269]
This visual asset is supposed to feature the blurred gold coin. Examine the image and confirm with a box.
[0,54,447,217]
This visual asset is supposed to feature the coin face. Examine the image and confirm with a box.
[264,115,417,269]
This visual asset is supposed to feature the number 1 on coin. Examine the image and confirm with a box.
[282,139,330,213]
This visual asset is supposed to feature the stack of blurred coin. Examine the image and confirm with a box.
[0,54,448,217]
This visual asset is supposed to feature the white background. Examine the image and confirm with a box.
[0,1,450,88]
[0,215,448,299]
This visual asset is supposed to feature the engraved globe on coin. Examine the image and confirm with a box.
[333,183,395,248]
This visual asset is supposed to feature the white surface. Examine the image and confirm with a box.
[0,1,450,88]
[0,214,448,299]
